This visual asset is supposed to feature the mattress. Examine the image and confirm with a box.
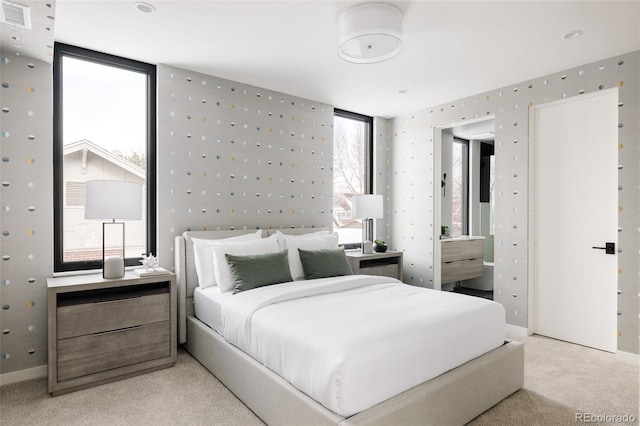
[194,275,505,417]
[194,286,231,334]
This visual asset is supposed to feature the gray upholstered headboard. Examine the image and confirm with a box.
[174,228,326,344]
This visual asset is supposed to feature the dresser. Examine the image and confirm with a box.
[47,272,177,396]
[441,237,484,284]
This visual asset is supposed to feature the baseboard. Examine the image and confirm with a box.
[616,350,639,365]
[505,324,528,337]
[0,364,47,387]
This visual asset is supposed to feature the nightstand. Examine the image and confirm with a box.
[346,251,403,281]
[47,272,177,396]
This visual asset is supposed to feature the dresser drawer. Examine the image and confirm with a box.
[442,258,483,284]
[57,321,171,382]
[441,239,483,262]
[57,291,170,339]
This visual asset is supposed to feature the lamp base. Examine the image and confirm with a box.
[103,256,125,279]
[362,240,373,254]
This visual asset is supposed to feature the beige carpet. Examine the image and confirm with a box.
[1,334,638,425]
[470,334,638,425]
[0,350,263,426]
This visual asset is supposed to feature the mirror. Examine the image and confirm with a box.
[436,117,495,297]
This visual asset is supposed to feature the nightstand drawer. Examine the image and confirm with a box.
[442,258,483,284]
[347,251,403,281]
[57,321,171,381]
[360,264,399,279]
[57,287,170,339]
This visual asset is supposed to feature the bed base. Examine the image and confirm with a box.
[186,314,524,426]
[176,230,524,425]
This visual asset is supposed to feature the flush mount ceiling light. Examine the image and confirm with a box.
[338,3,404,64]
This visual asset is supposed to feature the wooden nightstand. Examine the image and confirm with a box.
[47,272,177,396]
[346,251,403,281]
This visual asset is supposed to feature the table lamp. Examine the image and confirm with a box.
[352,194,383,254]
[85,180,142,278]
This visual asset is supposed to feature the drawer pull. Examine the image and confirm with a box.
[94,325,143,336]
[93,296,142,305]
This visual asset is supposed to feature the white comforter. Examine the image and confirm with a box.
[220,275,505,417]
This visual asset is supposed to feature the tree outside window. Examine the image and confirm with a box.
[333,110,372,246]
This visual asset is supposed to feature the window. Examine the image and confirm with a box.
[53,43,156,273]
[332,109,373,247]
[65,182,86,207]
[451,138,469,237]
[479,142,495,240]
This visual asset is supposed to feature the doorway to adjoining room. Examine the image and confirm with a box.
[435,117,495,299]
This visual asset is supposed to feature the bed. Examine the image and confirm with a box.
[175,229,524,426]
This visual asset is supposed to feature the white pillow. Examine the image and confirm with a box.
[284,232,339,280]
[192,230,262,288]
[275,229,331,250]
[212,234,280,292]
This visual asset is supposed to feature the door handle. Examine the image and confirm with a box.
[592,242,615,255]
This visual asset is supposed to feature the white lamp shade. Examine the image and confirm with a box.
[85,180,142,220]
[338,3,404,64]
[352,194,383,219]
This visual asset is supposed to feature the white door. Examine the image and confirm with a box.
[531,89,618,352]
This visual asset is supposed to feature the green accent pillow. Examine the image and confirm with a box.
[298,248,353,280]
[226,250,293,293]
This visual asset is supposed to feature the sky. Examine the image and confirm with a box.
[62,56,147,157]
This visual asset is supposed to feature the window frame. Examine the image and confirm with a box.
[453,137,470,236]
[53,42,157,273]
[333,108,374,248]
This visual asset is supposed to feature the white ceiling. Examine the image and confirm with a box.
[448,117,495,141]
[13,1,640,118]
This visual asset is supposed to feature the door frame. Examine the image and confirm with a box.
[527,88,619,337]
[433,115,495,291]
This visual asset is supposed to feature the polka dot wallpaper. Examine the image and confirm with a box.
[0,55,53,373]
[374,118,392,242]
[1,47,638,378]
[388,51,639,354]
[155,65,334,270]
[0,0,55,65]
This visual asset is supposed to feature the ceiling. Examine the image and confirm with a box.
[448,117,495,141]
[4,1,640,118]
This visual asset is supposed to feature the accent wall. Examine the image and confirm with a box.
[0,55,54,374]
[155,64,334,269]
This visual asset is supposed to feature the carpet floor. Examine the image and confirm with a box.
[1,333,638,425]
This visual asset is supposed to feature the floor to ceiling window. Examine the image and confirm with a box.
[53,43,156,273]
[451,138,469,237]
[332,109,373,247]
